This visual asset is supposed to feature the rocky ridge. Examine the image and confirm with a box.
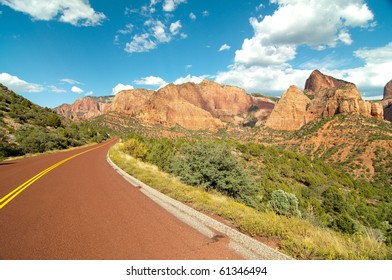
[55,97,111,121]
[56,80,275,131]
[384,80,392,101]
[266,70,384,130]
[56,71,388,131]
[265,85,310,131]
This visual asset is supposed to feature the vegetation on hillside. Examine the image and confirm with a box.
[110,141,389,259]
[0,84,110,159]
[118,133,392,256]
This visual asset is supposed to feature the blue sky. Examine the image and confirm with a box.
[0,0,391,108]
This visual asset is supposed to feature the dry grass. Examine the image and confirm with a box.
[109,143,388,260]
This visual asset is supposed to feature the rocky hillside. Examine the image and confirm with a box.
[55,96,113,121]
[382,80,392,122]
[56,80,275,131]
[266,70,384,131]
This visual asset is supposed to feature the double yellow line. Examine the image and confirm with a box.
[0,142,111,210]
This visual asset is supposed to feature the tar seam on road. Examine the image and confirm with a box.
[0,141,113,210]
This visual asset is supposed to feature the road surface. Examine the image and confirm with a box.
[0,139,242,259]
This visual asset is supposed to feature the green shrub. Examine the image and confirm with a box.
[331,213,357,234]
[268,190,302,218]
[170,141,258,206]
[322,187,347,214]
[122,138,148,160]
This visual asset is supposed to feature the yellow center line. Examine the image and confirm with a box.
[0,141,113,210]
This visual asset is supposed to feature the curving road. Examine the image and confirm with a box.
[0,139,242,260]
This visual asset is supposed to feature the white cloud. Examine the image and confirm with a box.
[232,0,375,69]
[343,42,392,91]
[202,10,209,17]
[216,0,380,97]
[170,20,182,35]
[48,85,66,93]
[340,3,374,27]
[146,20,171,43]
[134,76,167,87]
[215,65,309,94]
[162,0,187,12]
[112,83,134,95]
[125,33,157,53]
[235,41,296,66]
[218,44,231,52]
[118,23,134,35]
[114,35,120,45]
[71,86,84,94]
[249,0,374,48]
[173,74,207,85]
[125,19,186,53]
[85,91,93,96]
[185,64,192,70]
[256,4,264,12]
[0,0,106,26]
[216,42,392,98]
[338,30,353,45]
[60,78,82,85]
[189,12,196,20]
[0,72,43,92]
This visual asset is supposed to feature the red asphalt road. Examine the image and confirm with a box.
[0,139,242,260]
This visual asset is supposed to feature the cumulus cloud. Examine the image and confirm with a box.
[342,42,392,91]
[338,30,353,46]
[85,91,93,96]
[248,0,374,48]
[125,33,157,53]
[112,83,134,95]
[216,65,310,94]
[235,42,296,66]
[216,0,380,97]
[146,20,171,43]
[0,72,43,92]
[218,44,231,52]
[189,12,196,20]
[231,0,375,70]
[170,20,182,35]
[217,42,392,98]
[125,19,186,53]
[202,10,209,17]
[0,0,105,26]
[162,0,187,12]
[71,86,84,94]
[134,76,168,87]
[118,23,134,35]
[173,74,207,85]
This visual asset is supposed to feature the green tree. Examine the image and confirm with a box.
[322,187,347,214]
[46,113,62,128]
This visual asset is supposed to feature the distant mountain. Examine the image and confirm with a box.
[55,80,275,130]
[56,72,390,132]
